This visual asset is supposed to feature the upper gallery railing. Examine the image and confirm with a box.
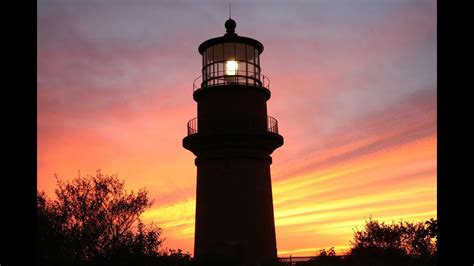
[187,116,279,136]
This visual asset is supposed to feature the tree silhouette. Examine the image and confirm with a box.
[318,247,336,257]
[349,217,437,266]
[297,217,437,266]
[37,170,191,266]
[300,247,342,266]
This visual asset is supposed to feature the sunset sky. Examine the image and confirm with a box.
[38,0,437,256]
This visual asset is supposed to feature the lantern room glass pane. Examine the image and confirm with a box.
[217,62,224,76]
[256,52,260,67]
[203,50,206,69]
[206,47,213,65]
[236,43,246,61]
[247,45,255,64]
[224,43,235,60]
[255,48,259,65]
[237,61,246,76]
[214,44,223,62]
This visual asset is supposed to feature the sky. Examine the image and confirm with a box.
[38,0,437,257]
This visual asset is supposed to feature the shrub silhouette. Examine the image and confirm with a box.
[348,216,437,266]
[37,170,191,266]
[296,217,437,266]
[296,247,342,266]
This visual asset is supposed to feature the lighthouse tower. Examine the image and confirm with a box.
[183,18,284,265]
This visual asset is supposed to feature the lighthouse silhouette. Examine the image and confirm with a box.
[183,18,283,265]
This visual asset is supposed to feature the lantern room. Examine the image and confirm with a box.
[196,18,268,89]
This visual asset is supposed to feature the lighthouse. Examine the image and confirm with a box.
[183,18,283,265]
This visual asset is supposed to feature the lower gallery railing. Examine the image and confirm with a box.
[187,116,279,136]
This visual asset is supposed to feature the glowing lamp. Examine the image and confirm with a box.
[225,60,238,75]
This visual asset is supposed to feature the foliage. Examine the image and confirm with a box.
[295,217,437,266]
[349,216,437,266]
[299,247,342,266]
[37,170,191,266]
[318,247,336,257]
